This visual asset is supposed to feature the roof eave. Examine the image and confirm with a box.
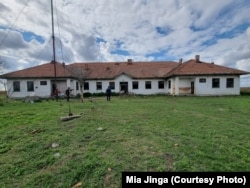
[166,72,249,78]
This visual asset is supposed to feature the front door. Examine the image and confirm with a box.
[120,82,128,94]
[191,81,194,94]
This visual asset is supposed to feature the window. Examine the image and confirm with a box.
[84,82,89,90]
[76,82,79,90]
[212,78,220,88]
[13,81,20,92]
[40,81,47,85]
[199,78,206,83]
[226,78,234,88]
[27,81,34,92]
[109,82,115,90]
[96,82,102,90]
[132,81,138,89]
[158,81,164,89]
[168,80,171,89]
[145,81,151,89]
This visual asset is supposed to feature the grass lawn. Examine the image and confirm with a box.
[0,95,250,187]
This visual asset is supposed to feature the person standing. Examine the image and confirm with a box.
[106,86,111,101]
[66,87,71,102]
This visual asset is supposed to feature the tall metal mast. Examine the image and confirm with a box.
[51,0,57,99]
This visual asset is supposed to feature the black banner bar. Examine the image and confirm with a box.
[122,172,250,188]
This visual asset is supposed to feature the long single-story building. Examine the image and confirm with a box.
[0,55,249,98]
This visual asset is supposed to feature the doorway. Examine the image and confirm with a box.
[191,81,194,94]
[120,82,128,94]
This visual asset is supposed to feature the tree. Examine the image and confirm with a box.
[67,65,89,103]
[0,57,8,93]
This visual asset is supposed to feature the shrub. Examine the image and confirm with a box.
[0,99,3,106]
[92,92,105,97]
[83,92,92,98]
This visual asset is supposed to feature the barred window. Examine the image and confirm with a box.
[96,82,102,90]
[109,82,115,90]
[212,78,220,88]
[40,81,47,85]
[27,81,34,92]
[158,81,164,89]
[132,81,138,89]
[226,78,234,88]
[199,78,206,83]
[13,81,20,92]
[84,82,89,90]
[145,81,151,89]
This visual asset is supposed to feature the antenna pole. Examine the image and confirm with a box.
[51,0,58,100]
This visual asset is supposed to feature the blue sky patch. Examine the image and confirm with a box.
[111,49,130,56]
[0,26,45,44]
[202,23,249,46]
[22,31,45,43]
[155,26,172,36]
[146,50,175,61]
[96,37,106,43]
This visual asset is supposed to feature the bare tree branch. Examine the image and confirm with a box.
[66,65,90,103]
[0,56,8,92]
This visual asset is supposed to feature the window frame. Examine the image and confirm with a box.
[132,81,139,90]
[84,82,89,90]
[96,82,102,90]
[158,81,164,89]
[13,81,20,92]
[76,82,79,91]
[226,78,234,88]
[109,82,115,90]
[145,81,151,89]
[212,78,220,88]
[27,81,34,92]
[199,78,206,83]
[40,81,47,85]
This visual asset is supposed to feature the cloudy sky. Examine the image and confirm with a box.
[0,0,250,86]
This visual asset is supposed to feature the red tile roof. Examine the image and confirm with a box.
[166,59,249,77]
[1,62,72,78]
[66,61,178,79]
[1,59,249,79]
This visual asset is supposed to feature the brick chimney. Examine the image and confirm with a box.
[127,59,133,64]
[195,55,200,63]
[179,58,183,64]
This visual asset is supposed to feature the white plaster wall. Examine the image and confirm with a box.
[7,79,51,98]
[179,78,192,87]
[195,76,240,95]
[131,79,167,95]
[35,79,51,97]
[73,74,170,95]
[168,78,174,95]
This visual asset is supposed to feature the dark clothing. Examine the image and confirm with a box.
[66,88,70,101]
[106,87,111,101]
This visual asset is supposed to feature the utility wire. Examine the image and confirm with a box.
[0,0,31,48]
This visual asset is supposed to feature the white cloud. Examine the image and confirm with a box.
[0,0,250,86]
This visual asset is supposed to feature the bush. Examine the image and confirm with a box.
[0,99,3,106]
[92,92,105,97]
[240,91,250,96]
[83,92,92,98]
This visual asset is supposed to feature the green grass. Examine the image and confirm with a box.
[0,95,250,187]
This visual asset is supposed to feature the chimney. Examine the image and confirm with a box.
[179,58,183,64]
[127,59,133,64]
[195,55,200,63]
